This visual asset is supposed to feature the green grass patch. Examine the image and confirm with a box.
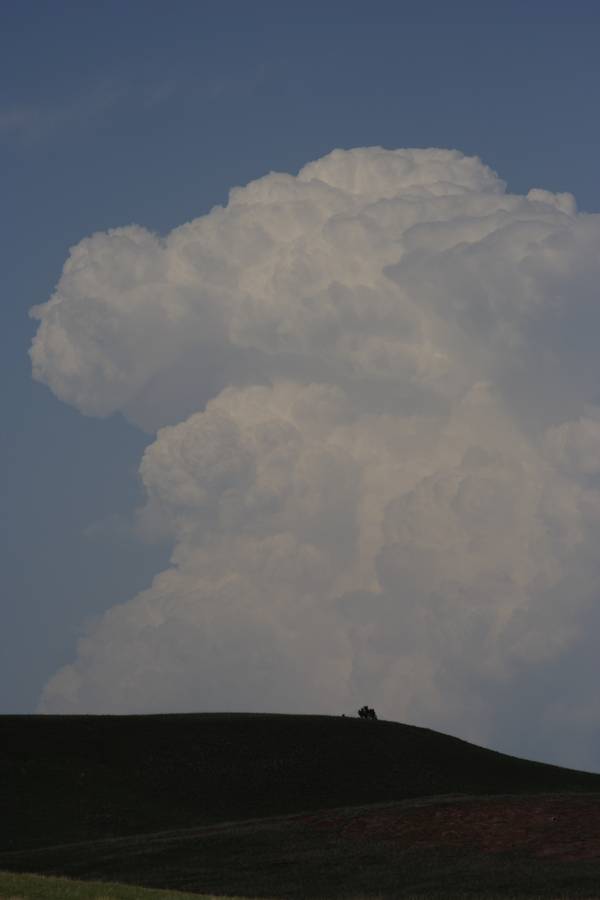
[0,870,263,900]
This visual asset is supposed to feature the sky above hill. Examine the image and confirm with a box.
[4,1,600,771]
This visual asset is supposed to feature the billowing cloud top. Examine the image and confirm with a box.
[31,148,600,767]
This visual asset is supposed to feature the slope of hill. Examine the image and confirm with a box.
[4,795,600,898]
[3,712,600,853]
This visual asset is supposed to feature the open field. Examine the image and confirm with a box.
[4,795,600,897]
[4,714,600,852]
[0,874,592,900]
[4,714,600,897]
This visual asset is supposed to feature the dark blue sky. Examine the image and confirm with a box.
[3,2,600,717]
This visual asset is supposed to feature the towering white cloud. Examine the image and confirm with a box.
[31,148,600,767]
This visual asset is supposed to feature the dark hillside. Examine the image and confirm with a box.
[5,794,600,898]
[3,712,599,852]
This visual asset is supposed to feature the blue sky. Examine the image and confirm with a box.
[4,3,600,766]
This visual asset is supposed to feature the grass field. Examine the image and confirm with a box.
[0,871,223,899]
[3,713,599,853]
[3,714,600,897]
[4,794,600,897]
[0,872,596,900]
[0,873,591,900]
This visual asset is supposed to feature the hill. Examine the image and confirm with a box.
[3,712,600,854]
[4,795,600,898]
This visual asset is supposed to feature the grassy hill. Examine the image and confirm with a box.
[3,713,600,898]
[3,712,600,852]
[5,795,600,898]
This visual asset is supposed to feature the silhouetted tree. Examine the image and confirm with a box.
[358,705,377,720]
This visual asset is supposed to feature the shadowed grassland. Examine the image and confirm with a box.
[0,874,591,900]
[4,796,600,898]
[4,714,600,897]
[3,714,600,852]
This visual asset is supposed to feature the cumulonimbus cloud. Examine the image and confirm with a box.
[31,147,600,766]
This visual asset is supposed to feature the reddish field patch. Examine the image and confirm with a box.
[299,796,600,861]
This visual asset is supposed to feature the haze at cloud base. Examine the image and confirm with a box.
[31,147,600,768]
